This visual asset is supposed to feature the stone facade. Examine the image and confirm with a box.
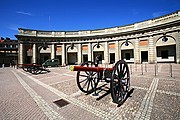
[0,38,18,66]
[15,11,180,65]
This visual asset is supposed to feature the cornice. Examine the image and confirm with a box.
[16,11,180,41]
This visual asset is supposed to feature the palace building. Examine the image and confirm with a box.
[0,37,18,67]
[15,10,180,65]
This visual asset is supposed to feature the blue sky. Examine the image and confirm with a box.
[0,0,180,39]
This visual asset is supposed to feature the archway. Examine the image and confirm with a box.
[156,35,176,63]
[93,43,104,64]
[67,46,78,65]
[121,41,134,63]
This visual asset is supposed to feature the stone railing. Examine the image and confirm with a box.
[18,11,179,37]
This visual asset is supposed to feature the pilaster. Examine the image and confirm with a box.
[176,31,180,63]
[115,41,120,62]
[148,36,155,63]
[51,44,55,59]
[104,41,109,63]
[62,44,66,65]
[78,43,82,64]
[32,43,37,63]
[18,43,24,65]
[88,42,92,61]
[135,38,140,63]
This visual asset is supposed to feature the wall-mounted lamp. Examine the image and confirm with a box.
[70,43,74,49]
[125,39,129,46]
[162,33,168,42]
[43,42,48,50]
[97,42,100,48]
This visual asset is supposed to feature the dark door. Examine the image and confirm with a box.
[110,53,115,64]
[141,51,148,63]
[83,55,88,62]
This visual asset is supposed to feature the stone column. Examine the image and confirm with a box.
[176,31,180,64]
[148,36,155,63]
[115,40,120,62]
[18,43,24,65]
[61,44,66,65]
[51,44,55,59]
[32,43,37,63]
[88,42,92,61]
[104,41,109,64]
[134,38,140,63]
[78,43,82,64]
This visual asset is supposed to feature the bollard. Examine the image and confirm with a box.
[155,64,157,76]
[2,64,4,69]
[130,64,132,74]
[170,64,172,77]
[141,64,143,75]
[145,63,147,72]
[135,64,137,71]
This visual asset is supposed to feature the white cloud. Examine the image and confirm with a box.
[16,11,33,16]
[152,11,167,18]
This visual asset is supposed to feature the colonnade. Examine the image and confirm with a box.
[18,33,180,65]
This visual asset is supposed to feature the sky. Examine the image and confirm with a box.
[0,0,180,40]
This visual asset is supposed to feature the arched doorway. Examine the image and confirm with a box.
[93,43,104,64]
[67,46,78,65]
[156,36,176,63]
[39,46,51,64]
[121,41,134,63]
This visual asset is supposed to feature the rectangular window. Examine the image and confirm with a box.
[161,50,168,59]
[125,53,130,60]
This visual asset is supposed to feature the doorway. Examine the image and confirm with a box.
[110,53,115,64]
[141,51,148,63]
[83,54,88,62]
[93,51,104,64]
[68,53,77,65]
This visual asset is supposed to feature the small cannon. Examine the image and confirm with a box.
[70,58,130,105]
[20,64,50,75]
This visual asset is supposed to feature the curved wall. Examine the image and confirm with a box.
[16,11,180,65]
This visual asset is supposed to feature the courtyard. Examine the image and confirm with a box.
[0,63,179,120]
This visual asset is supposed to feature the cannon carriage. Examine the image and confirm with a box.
[70,57,130,105]
[20,63,50,75]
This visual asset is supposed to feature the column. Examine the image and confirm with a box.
[104,41,109,64]
[134,38,140,63]
[148,36,155,63]
[88,42,92,61]
[61,44,66,65]
[115,40,120,62]
[78,43,82,64]
[51,44,55,59]
[176,31,180,64]
[32,43,37,63]
[18,43,24,65]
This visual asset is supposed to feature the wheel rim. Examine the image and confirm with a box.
[77,61,98,93]
[111,60,130,104]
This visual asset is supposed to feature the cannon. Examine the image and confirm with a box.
[70,58,130,105]
[20,63,50,75]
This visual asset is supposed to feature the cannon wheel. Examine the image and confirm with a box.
[111,60,130,104]
[77,61,98,93]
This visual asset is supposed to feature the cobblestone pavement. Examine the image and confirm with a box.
[0,64,180,120]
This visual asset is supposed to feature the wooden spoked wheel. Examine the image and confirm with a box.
[111,60,130,104]
[77,61,98,93]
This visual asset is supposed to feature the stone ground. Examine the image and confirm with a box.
[0,63,179,120]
